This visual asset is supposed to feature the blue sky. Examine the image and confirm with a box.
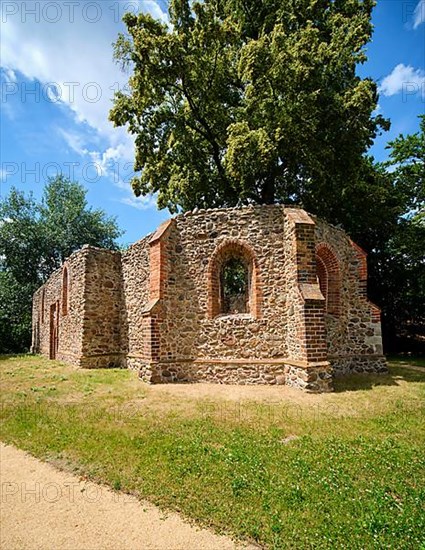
[1,0,424,245]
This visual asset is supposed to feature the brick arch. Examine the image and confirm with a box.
[62,265,69,316]
[207,239,261,318]
[316,243,340,317]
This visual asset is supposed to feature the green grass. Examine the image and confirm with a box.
[1,354,425,549]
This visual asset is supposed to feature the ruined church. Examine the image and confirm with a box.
[32,205,387,392]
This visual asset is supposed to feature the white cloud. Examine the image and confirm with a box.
[379,64,425,98]
[140,1,169,23]
[57,128,90,157]
[1,68,17,83]
[57,126,143,208]
[413,0,425,28]
[1,1,168,211]
[1,0,167,163]
[88,143,134,176]
[0,68,19,119]
[58,128,133,177]
[121,194,157,210]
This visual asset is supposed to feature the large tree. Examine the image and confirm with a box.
[367,117,425,352]
[0,176,123,352]
[110,0,388,215]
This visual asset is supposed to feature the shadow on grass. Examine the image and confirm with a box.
[0,353,34,364]
[334,364,425,393]
[387,355,425,368]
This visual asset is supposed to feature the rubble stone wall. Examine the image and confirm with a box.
[32,204,387,391]
[159,206,288,363]
[31,249,86,365]
[121,235,151,368]
[313,217,385,375]
[80,247,125,368]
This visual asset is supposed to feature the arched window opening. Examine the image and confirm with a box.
[316,255,328,310]
[220,258,249,314]
[62,266,69,316]
[208,240,261,319]
[316,244,340,317]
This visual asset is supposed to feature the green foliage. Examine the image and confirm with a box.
[370,214,424,351]
[367,117,425,352]
[0,175,123,283]
[0,176,123,352]
[222,258,247,297]
[110,0,387,214]
[385,115,425,213]
[0,271,33,352]
[221,258,248,313]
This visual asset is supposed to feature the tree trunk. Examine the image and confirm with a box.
[261,176,275,204]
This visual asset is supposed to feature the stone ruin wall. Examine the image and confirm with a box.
[282,208,332,389]
[136,206,386,390]
[79,247,125,368]
[313,218,387,376]
[32,249,86,365]
[32,246,126,368]
[143,206,294,386]
[121,235,151,369]
[32,205,387,391]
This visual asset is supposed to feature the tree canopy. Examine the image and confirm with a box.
[0,176,123,352]
[109,1,424,352]
[110,0,388,216]
[368,117,425,352]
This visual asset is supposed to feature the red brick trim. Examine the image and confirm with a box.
[350,240,378,320]
[145,218,175,362]
[285,208,315,226]
[207,239,261,319]
[350,239,368,261]
[148,218,175,245]
[148,218,175,301]
[286,208,317,285]
[316,243,341,317]
[316,255,328,303]
[141,298,162,316]
[299,283,325,302]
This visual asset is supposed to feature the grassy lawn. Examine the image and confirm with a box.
[1,355,424,549]
[387,354,425,368]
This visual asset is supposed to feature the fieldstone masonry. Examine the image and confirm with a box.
[32,205,387,392]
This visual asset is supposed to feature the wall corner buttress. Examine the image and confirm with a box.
[143,218,175,363]
[284,208,328,366]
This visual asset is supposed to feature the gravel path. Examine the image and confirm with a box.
[0,443,248,550]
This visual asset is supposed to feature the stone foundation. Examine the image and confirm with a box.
[330,355,388,376]
[78,353,126,369]
[135,359,334,393]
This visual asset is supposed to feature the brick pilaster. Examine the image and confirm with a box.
[142,219,174,364]
[285,209,328,364]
